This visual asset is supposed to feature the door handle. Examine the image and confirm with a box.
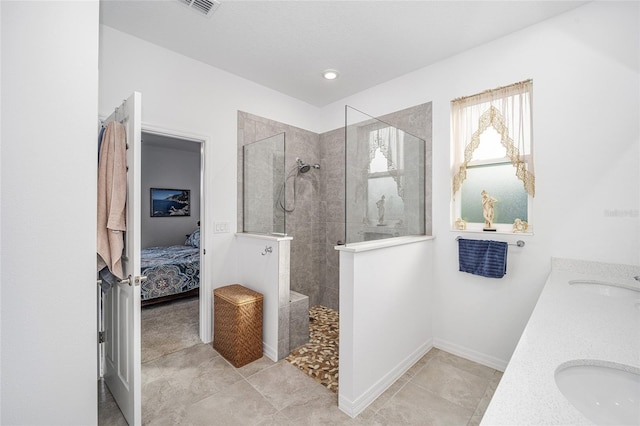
[117,276,131,286]
[117,275,147,286]
[134,275,148,286]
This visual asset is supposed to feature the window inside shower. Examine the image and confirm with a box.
[242,132,286,235]
[345,106,426,244]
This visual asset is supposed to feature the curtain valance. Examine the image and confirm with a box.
[452,80,535,197]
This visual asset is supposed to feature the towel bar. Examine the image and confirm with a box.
[456,236,525,247]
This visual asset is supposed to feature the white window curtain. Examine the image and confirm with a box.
[369,127,405,198]
[452,80,535,198]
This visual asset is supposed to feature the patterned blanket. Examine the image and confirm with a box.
[141,245,200,301]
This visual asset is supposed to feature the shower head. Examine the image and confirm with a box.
[298,161,311,173]
[296,158,319,174]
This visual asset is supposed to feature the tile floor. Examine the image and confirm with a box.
[99,344,502,425]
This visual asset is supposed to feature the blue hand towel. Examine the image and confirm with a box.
[99,266,118,293]
[458,238,508,278]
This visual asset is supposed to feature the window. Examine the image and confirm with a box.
[451,80,534,233]
[366,127,406,227]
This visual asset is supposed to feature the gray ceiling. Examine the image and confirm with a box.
[100,0,586,107]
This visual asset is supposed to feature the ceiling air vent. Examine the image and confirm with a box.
[178,0,220,18]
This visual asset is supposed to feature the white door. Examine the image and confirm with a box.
[103,92,142,426]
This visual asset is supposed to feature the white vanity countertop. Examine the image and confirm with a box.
[482,258,640,425]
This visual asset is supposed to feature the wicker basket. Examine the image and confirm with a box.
[213,284,264,368]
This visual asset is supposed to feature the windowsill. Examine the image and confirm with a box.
[335,235,434,253]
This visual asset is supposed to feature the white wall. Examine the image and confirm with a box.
[1,1,99,424]
[99,25,322,342]
[321,2,640,369]
[141,144,201,248]
[339,239,433,417]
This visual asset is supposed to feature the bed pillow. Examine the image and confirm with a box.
[185,229,200,248]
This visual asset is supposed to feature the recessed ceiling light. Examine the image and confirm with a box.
[323,69,340,80]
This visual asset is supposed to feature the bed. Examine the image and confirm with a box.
[141,229,200,305]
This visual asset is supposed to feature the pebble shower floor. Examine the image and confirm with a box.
[286,305,340,392]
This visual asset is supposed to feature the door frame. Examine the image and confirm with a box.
[141,123,210,342]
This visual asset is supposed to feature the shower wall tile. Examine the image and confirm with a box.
[238,112,321,295]
[278,304,290,360]
[424,142,433,236]
[315,221,326,245]
[318,127,345,311]
[237,144,244,231]
[301,221,323,246]
[324,250,340,290]
[291,225,313,248]
[319,200,327,221]
[312,242,324,268]
[278,239,291,307]
[289,292,309,350]
[325,199,345,224]
[254,121,282,143]
[325,221,344,247]
[324,164,345,183]
[325,250,339,278]
[238,111,322,357]
[319,286,339,312]
[287,197,319,226]
[320,127,344,159]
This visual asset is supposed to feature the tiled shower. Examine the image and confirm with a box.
[237,103,432,313]
[238,111,337,310]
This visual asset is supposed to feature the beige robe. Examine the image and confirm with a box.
[97,121,127,279]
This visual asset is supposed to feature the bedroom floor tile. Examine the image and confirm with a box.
[141,297,200,363]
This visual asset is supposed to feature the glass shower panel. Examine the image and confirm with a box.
[243,132,286,235]
[345,106,425,245]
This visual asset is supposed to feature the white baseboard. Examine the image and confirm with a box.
[433,338,507,372]
[262,341,277,362]
[338,338,433,418]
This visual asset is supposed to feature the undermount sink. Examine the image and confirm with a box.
[569,280,640,299]
[555,361,640,425]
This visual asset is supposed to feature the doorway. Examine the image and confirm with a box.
[140,130,205,361]
[98,120,207,424]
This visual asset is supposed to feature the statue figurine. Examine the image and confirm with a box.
[513,218,528,233]
[376,195,385,225]
[455,218,467,230]
[481,190,497,231]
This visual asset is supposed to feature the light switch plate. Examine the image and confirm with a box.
[214,221,230,233]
